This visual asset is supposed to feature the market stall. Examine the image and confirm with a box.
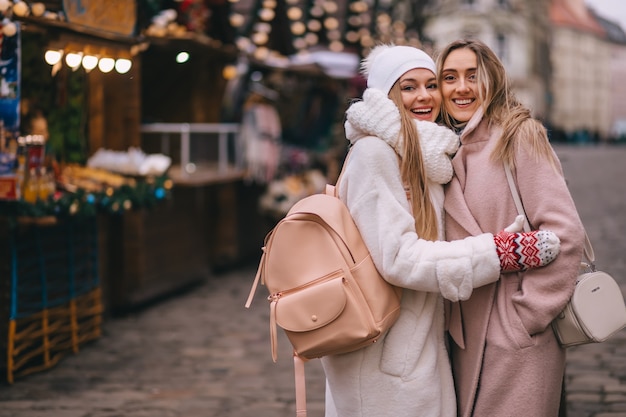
[0,0,360,383]
[0,1,175,382]
[8,1,238,317]
[0,140,172,383]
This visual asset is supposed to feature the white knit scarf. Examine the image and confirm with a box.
[344,88,460,185]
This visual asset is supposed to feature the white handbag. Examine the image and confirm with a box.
[504,162,626,347]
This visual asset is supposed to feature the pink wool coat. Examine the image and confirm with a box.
[444,110,586,417]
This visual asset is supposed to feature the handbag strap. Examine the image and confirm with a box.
[503,161,532,233]
[503,161,595,266]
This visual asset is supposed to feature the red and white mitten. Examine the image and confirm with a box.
[494,228,560,272]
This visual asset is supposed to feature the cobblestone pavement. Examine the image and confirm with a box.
[0,144,625,417]
[555,145,626,417]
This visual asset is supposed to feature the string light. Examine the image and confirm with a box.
[115,58,132,74]
[222,64,238,80]
[44,50,63,65]
[230,13,245,27]
[252,32,269,45]
[0,0,10,13]
[31,2,45,16]
[65,52,83,69]
[175,52,189,63]
[1,18,16,36]
[43,47,135,75]
[259,8,275,21]
[81,55,98,71]
[22,0,420,71]
[322,1,338,14]
[98,57,115,73]
[291,22,306,36]
[287,7,302,20]
[225,0,424,64]
[308,20,322,32]
[11,1,28,17]
[323,17,339,30]
[293,37,307,49]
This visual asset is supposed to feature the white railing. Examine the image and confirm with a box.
[140,123,241,178]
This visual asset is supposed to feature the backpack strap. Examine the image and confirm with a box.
[332,147,410,207]
[328,148,353,197]
[245,227,275,309]
[269,293,279,362]
[245,245,266,308]
[294,353,308,417]
[245,234,280,362]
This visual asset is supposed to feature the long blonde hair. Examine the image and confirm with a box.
[388,84,438,241]
[436,39,557,169]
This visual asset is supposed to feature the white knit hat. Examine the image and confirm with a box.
[363,45,436,94]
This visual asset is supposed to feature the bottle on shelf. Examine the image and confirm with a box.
[37,167,55,201]
[23,167,38,203]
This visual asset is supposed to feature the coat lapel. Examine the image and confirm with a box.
[444,171,484,237]
[443,107,489,238]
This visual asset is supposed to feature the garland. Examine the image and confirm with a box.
[0,175,173,219]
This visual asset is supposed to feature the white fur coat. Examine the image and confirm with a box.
[320,90,501,417]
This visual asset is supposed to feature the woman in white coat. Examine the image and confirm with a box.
[320,44,561,417]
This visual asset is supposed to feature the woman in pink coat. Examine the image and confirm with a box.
[437,39,586,417]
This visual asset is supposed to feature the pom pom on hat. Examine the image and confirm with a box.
[362,44,437,94]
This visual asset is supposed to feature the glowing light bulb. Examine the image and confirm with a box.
[230,13,244,27]
[259,8,275,21]
[115,58,132,74]
[2,21,16,37]
[65,52,82,69]
[98,57,115,73]
[31,2,46,16]
[0,0,10,13]
[222,65,237,80]
[44,50,62,65]
[82,55,98,71]
[176,52,189,63]
[12,1,29,17]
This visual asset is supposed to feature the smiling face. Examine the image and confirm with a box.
[440,47,482,123]
[397,68,441,122]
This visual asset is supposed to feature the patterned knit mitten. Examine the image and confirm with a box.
[494,229,560,272]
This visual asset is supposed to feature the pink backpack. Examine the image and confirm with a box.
[246,179,402,416]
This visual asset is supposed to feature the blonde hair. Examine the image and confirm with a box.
[388,84,438,241]
[436,39,557,169]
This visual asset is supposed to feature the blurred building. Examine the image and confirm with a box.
[549,0,610,143]
[422,0,552,119]
[592,10,626,141]
[422,0,626,143]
